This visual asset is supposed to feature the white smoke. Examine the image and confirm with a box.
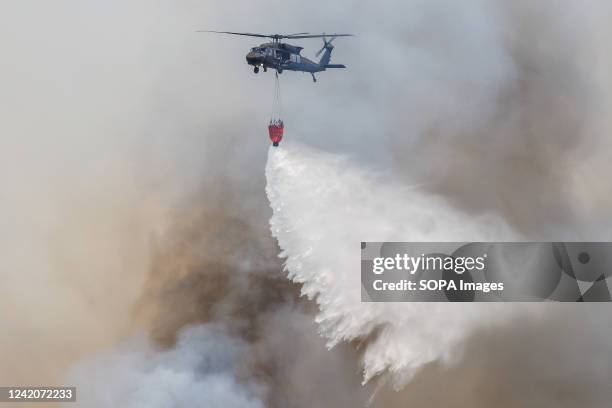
[66,324,266,408]
[266,142,530,388]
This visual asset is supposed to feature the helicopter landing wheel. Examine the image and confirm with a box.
[263,67,267,72]
[277,68,283,74]
[254,66,259,74]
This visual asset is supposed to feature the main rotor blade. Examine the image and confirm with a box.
[196,30,271,38]
[196,31,354,40]
[285,33,354,39]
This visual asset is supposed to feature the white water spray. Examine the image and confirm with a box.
[266,142,529,387]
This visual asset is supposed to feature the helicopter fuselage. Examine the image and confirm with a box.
[246,42,327,73]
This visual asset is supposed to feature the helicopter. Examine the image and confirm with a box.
[197,31,354,82]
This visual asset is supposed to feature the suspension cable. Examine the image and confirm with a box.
[271,72,282,122]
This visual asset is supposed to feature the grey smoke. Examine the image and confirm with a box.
[67,325,267,408]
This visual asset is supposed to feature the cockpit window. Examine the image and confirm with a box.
[251,47,264,53]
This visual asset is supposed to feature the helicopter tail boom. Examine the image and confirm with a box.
[324,64,346,68]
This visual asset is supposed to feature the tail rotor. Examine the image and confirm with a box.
[315,34,338,57]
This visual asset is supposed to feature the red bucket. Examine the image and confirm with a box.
[268,120,284,146]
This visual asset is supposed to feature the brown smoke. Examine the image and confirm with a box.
[127,181,376,408]
[134,184,295,346]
